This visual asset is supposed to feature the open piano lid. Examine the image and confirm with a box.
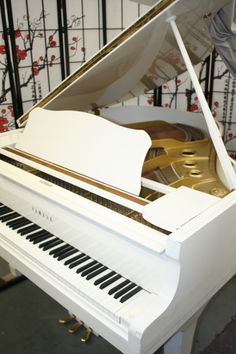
[17,0,232,126]
[15,0,236,193]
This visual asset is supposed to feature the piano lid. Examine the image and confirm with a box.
[17,0,231,127]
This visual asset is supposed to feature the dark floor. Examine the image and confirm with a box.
[0,279,122,354]
[200,320,236,354]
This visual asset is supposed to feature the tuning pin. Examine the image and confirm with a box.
[58,314,75,324]
[80,327,92,342]
[68,320,83,334]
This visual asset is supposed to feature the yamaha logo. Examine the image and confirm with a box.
[32,206,53,222]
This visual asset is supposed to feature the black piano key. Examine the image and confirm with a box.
[18,224,41,235]
[99,274,121,289]
[53,245,74,258]
[81,263,103,277]
[120,286,142,303]
[76,260,97,274]
[39,237,63,251]
[6,216,24,225]
[27,229,48,240]
[49,243,68,256]
[69,255,90,269]
[38,237,57,248]
[0,209,13,218]
[10,220,29,230]
[43,239,64,251]
[57,249,78,261]
[0,206,11,215]
[43,239,63,251]
[108,279,130,295]
[94,271,116,286]
[11,219,31,230]
[64,253,85,265]
[9,221,25,230]
[0,212,20,222]
[86,266,108,280]
[33,234,53,244]
[113,283,136,299]
[7,217,26,227]
[43,239,65,251]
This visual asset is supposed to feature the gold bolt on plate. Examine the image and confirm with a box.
[81,327,93,342]
[210,188,227,197]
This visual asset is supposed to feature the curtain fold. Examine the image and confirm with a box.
[209,0,236,78]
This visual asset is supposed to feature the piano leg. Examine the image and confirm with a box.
[164,305,207,354]
[0,258,25,290]
[9,264,22,278]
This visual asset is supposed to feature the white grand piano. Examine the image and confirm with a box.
[1,0,236,353]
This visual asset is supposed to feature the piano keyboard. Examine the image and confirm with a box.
[0,202,144,305]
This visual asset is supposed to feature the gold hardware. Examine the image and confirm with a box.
[128,120,229,197]
[189,169,202,178]
[80,327,92,342]
[58,314,75,324]
[181,149,196,157]
[183,161,197,169]
[68,320,83,334]
[210,187,227,197]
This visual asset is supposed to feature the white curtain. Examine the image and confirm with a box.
[209,0,236,77]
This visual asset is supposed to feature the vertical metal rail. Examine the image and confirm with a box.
[62,0,70,77]
[153,87,162,106]
[5,0,24,118]
[204,55,210,105]
[41,0,51,92]
[0,0,18,124]
[121,0,124,31]
[57,0,66,80]
[25,0,37,104]
[101,0,107,46]
[81,0,85,60]
[208,50,216,110]
[98,0,102,49]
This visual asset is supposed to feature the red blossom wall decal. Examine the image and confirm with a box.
[0,9,84,125]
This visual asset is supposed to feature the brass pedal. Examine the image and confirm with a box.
[80,327,92,342]
[58,314,75,324]
[68,320,83,334]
